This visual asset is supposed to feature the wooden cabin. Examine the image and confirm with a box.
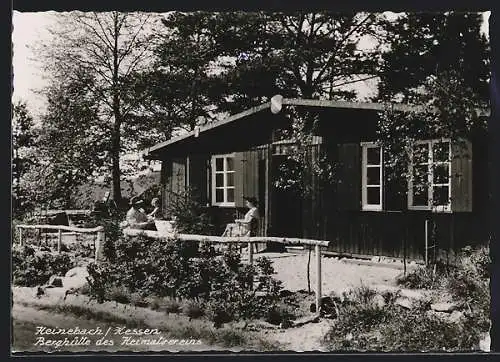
[144,98,489,262]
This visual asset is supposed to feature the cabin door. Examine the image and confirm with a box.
[270,155,303,238]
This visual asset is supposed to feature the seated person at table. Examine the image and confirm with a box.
[125,196,155,230]
[147,197,163,220]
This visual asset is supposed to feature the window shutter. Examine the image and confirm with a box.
[188,154,208,204]
[171,157,186,197]
[451,140,473,212]
[243,150,259,200]
[234,152,245,207]
[337,143,361,211]
[161,160,171,216]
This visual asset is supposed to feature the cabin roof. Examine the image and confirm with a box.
[143,97,489,159]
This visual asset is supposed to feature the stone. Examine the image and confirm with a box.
[62,268,90,290]
[399,289,426,300]
[395,297,412,309]
[448,310,464,323]
[372,294,386,308]
[479,333,491,352]
[64,266,89,278]
[430,302,457,313]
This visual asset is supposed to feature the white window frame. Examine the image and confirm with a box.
[408,139,452,212]
[211,153,236,207]
[361,142,383,211]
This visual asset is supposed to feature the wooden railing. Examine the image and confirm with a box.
[123,228,330,315]
[15,224,105,263]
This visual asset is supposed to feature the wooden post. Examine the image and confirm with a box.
[18,227,23,246]
[248,241,253,265]
[424,219,429,266]
[315,244,322,316]
[95,230,105,264]
[57,229,62,253]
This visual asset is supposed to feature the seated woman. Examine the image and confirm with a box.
[222,196,265,253]
[235,196,259,236]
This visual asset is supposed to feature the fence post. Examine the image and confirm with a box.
[424,219,429,266]
[95,229,105,264]
[18,227,23,246]
[248,241,253,265]
[57,229,62,253]
[315,244,322,316]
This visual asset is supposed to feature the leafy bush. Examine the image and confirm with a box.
[396,265,444,289]
[265,304,296,325]
[85,234,284,326]
[164,187,214,234]
[182,300,205,319]
[323,246,490,352]
[163,298,182,314]
[324,286,482,351]
[12,245,75,287]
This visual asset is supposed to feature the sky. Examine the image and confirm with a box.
[11,11,491,120]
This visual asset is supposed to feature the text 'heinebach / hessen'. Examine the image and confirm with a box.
[36,326,104,335]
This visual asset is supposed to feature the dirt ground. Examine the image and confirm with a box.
[255,252,402,295]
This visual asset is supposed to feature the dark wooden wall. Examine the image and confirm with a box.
[158,106,489,261]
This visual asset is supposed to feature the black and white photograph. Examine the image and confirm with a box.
[11,7,494,353]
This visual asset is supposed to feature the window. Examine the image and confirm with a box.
[408,140,451,211]
[361,143,383,211]
[211,154,235,206]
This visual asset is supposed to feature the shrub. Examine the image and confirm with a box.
[323,245,490,352]
[182,300,205,319]
[106,285,131,305]
[265,304,296,325]
[164,187,214,235]
[85,234,285,326]
[12,246,75,287]
[163,298,182,314]
[396,266,443,289]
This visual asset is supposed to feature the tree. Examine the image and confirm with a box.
[215,11,386,111]
[36,73,110,208]
[126,12,231,135]
[376,12,489,186]
[37,11,159,203]
[378,12,489,103]
[12,101,38,216]
[144,11,388,192]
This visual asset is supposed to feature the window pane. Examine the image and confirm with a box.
[367,167,380,185]
[433,186,449,206]
[367,147,380,165]
[433,142,450,162]
[215,189,224,203]
[413,164,429,186]
[226,157,234,171]
[227,188,235,202]
[215,173,224,187]
[413,144,428,164]
[215,158,223,171]
[367,186,380,205]
[433,164,449,184]
[227,172,234,187]
[413,185,429,206]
